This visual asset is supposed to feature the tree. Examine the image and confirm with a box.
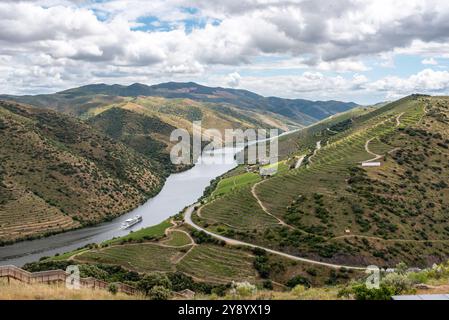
[137,273,172,296]
[167,272,194,291]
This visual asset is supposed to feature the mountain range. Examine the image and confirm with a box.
[0,82,357,130]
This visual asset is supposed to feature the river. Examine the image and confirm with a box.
[0,147,240,266]
[0,129,298,267]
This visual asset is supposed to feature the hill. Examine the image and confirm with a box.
[86,107,184,172]
[0,82,358,131]
[0,101,167,244]
[194,95,449,268]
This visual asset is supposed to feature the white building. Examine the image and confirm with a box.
[362,162,381,167]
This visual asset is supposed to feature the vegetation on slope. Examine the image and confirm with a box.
[27,217,362,299]
[0,101,164,244]
[196,95,449,267]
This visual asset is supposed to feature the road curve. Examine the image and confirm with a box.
[184,205,366,271]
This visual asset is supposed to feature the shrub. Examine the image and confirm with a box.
[286,275,311,288]
[381,273,413,295]
[108,283,118,295]
[148,285,171,300]
[167,272,195,292]
[291,284,307,297]
[231,281,257,297]
[262,280,273,290]
[344,283,396,300]
[137,273,172,296]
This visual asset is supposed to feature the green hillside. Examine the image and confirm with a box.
[0,101,166,244]
[87,107,188,173]
[195,95,449,268]
[0,82,358,132]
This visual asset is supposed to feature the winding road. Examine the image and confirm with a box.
[183,205,366,271]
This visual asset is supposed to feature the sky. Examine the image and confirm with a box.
[1,1,449,104]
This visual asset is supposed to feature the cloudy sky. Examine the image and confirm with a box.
[1,0,449,104]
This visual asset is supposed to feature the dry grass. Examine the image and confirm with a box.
[0,279,142,300]
[196,286,345,300]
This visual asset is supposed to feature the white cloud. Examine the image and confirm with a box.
[231,72,362,100]
[1,0,449,102]
[422,58,438,65]
[226,72,241,87]
[366,69,449,98]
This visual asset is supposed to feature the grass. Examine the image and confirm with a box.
[200,186,279,232]
[204,286,344,300]
[76,243,185,273]
[104,220,172,245]
[162,231,192,247]
[212,172,261,197]
[46,248,90,261]
[0,278,139,300]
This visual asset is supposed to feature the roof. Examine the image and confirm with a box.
[362,162,381,167]
[392,294,449,300]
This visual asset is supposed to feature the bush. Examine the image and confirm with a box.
[190,230,221,244]
[291,285,307,297]
[286,275,311,288]
[339,283,395,300]
[262,280,273,290]
[381,273,413,294]
[108,283,118,295]
[167,272,195,291]
[137,273,172,296]
[231,281,257,297]
[254,255,270,278]
[148,285,171,300]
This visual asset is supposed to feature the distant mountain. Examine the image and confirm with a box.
[0,101,168,244]
[0,82,358,128]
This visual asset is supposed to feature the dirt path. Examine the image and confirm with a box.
[251,181,294,228]
[362,112,405,163]
[294,155,305,169]
[363,138,383,162]
[165,219,195,246]
[396,112,405,126]
[330,233,449,243]
[308,140,321,164]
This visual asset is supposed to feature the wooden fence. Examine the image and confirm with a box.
[0,265,138,295]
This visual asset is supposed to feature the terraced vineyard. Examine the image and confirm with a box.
[199,186,280,233]
[212,171,262,197]
[162,231,193,247]
[196,95,449,267]
[0,187,77,241]
[0,101,163,243]
[76,244,184,273]
[176,245,257,283]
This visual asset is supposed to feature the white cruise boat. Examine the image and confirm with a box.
[120,215,142,229]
